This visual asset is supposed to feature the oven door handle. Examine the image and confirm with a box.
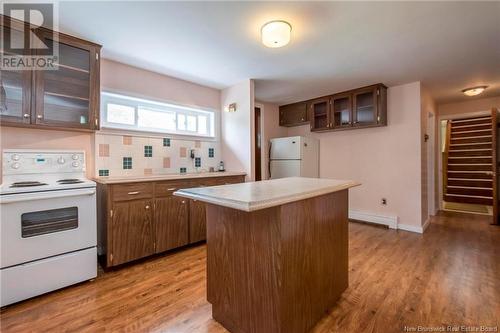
[0,188,96,204]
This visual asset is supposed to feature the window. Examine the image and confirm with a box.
[101,92,216,137]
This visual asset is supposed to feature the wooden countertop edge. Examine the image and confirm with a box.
[92,172,247,184]
[174,181,361,212]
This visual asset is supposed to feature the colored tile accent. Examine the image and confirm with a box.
[98,169,109,177]
[163,157,171,168]
[195,140,201,148]
[195,157,201,168]
[180,147,187,158]
[163,138,171,147]
[208,148,215,158]
[180,167,187,174]
[99,144,109,157]
[144,168,153,176]
[123,157,132,169]
[144,145,153,157]
[122,136,132,145]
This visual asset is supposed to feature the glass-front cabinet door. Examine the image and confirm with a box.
[0,20,32,125]
[331,93,352,128]
[309,97,330,131]
[33,30,99,129]
[353,87,378,127]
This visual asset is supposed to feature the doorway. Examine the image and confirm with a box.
[254,107,262,181]
[438,110,498,224]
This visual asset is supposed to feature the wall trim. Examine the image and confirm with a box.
[349,210,429,234]
[349,210,398,229]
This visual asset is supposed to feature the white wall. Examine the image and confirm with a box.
[220,80,255,180]
[287,82,423,229]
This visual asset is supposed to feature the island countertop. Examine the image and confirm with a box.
[174,176,360,212]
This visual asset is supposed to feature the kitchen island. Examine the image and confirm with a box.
[175,177,360,333]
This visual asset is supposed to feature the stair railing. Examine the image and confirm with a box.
[442,120,452,201]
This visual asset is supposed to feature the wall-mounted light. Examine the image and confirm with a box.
[225,103,237,112]
[261,20,292,48]
[462,85,488,97]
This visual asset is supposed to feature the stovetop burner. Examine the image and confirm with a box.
[57,179,84,184]
[10,181,48,188]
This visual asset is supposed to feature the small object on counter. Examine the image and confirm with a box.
[218,161,225,172]
[209,167,215,172]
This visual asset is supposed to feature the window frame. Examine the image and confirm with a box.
[101,91,216,138]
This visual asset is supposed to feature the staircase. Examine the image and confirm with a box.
[444,114,495,206]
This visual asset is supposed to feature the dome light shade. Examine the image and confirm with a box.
[462,86,488,97]
[261,20,291,48]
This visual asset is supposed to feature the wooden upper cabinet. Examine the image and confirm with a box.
[0,21,32,125]
[309,97,331,132]
[331,93,352,129]
[33,30,100,130]
[0,15,101,131]
[279,102,308,127]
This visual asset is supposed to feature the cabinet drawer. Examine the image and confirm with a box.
[216,176,245,185]
[112,183,153,202]
[155,180,192,197]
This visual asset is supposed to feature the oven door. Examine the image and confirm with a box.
[0,187,96,268]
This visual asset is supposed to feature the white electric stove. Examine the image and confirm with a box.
[0,149,97,306]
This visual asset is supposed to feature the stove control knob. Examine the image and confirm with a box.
[11,154,20,161]
[72,161,80,168]
[57,157,66,164]
[11,162,20,169]
[71,154,79,160]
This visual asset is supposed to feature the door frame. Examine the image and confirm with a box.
[437,110,492,211]
[427,111,436,216]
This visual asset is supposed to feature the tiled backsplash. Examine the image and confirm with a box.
[95,133,220,177]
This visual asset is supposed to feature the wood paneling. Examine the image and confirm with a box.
[110,200,154,266]
[1,211,500,333]
[155,197,189,252]
[206,191,349,333]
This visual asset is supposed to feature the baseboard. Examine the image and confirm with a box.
[349,210,398,229]
[349,210,428,234]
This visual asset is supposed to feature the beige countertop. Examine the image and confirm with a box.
[93,171,246,184]
[174,177,360,212]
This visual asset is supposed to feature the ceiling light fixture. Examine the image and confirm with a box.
[462,85,488,97]
[261,20,292,48]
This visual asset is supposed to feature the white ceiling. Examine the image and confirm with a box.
[56,1,500,105]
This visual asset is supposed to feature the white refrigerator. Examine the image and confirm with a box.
[269,136,319,179]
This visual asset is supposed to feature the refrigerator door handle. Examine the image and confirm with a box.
[268,141,272,179]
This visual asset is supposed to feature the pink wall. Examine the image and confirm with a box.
[438,96,500,117]
[0,127,95,179]
[1,59,223,181]
[287,82,423,228]
[101,59,220,110]
[220,80,254,180]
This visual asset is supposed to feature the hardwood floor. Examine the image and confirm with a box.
[1,211,499,332]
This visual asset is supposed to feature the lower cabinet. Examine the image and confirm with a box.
[189,199,206,244]
[155,196,189,252]
[98,175,245,267]
[110,199,154,266]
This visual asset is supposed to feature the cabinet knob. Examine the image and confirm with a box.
[145,205,150,209]
[36,114,43,119]
[301,118,305,121]
[23,113,30,118]
[181,200,186,204]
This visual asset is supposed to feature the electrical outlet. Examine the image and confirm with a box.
[381,198,387,205]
